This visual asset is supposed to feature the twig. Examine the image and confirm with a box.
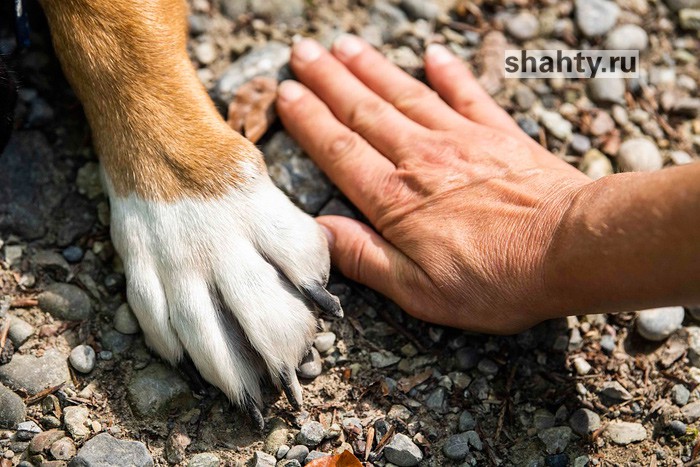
[25,382,65,405]
[10,297,37,308]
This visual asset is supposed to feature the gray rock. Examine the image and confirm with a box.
[465,431,483,451]
[62,246,84,263]
[600,334,616,354]
[31,250,71,281]
[668,420,687,437]
[249,0,305,21]
[70,433,153,467]
[113,304,140,335]
[276,445,290,459]
[573,357,592,376]
[297,347,323,379]
[370,351,401,368]
[443,433,470,461]
[575,0,619,37]
[341,417,363,436]
[70,345,96,373]
[264,132,333,214]
[279,461,302,467]
[477,358,499,375]
[252,450,276,467]
[0,383,26,428]
[605,421,647,445]
[605,24,649,50]
[688,326,700,367]
[682,401,700,422]
[297,421,325,447]
[400,0,441,20]
[671,384,690,406]
[50,437,77,460]
[216,42,290,102]
[579,150,613,180]
[587,78,625,104]
[385,433,423,466]
[636,307,685,341]
[680,8,700,30]
[506,12,540,41]
[514,86,537,111]
[517,116,541,139]
[569,409,601,436]
[29,429,66,454]
[100,328,133,354]
[64,406,90,439]
[599,381,633,404]
[38,283,92,321]
[570,134,591,155]
[305,451,330,463]
[16,420,42,440]
[539,111,572,141]
[538,427,571,454]
[454,347,479,371]
[689,307,700,320]
[459,410,476,431]
[263,418,289,454]
[284,445,309,463]
[533,410,555,430]
[8,317,34,347]
[370,1,409,42]
[313,332,336,354]
[0,349,70,395]
[618,138,664,172]
[127,363,193,417]
[425,387,446,412]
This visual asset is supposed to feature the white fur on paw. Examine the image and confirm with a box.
[104,174,331,409]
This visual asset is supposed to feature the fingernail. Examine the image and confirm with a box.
[278,80,305,102]
[426,43,454,66]
[294,38,323,63]
[319,224,335,251]
[333,34,364,60]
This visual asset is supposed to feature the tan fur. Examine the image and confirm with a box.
[39,0,263,200]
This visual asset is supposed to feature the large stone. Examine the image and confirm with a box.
[8,317,34,347]
[605,422,647,445]
[127,363,193,417]
[38,283,92,321]
[385,433,423,466]
[0,383,26,428]
[637,307,685,341]
[69,433,153,467]
[0,349,70,395]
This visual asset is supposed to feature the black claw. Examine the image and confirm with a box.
[244,401,265,432]
[301,284,344,318]
[178,355,208,397]
[280,370,303,410]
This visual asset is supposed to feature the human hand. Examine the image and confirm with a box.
[276,35,594,334]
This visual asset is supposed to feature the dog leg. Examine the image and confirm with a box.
[39,0,341,426]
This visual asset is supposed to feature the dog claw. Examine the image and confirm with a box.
[301,284,344,318]
[281,369,303,410]
[244,401,265,432]
[178,355,209,396]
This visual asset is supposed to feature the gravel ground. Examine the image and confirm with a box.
[1,0,699,466]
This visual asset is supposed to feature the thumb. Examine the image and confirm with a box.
[316,215,416,303]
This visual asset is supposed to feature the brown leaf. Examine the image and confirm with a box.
[227,76,278,143]
[397,369,433,393]
[305,450,363,467]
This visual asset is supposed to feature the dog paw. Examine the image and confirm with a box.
[106,173,341,428]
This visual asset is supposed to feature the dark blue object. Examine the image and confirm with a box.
[14,0,31,49]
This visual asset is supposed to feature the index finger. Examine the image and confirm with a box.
[276,80,396,224]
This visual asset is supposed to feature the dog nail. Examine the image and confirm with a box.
[281,369,303,410]
[244,401,265,432]
[294,39,323,63]
[302,284,344,319]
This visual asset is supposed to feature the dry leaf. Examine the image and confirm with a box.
[397,369,433,393]
[477,31,507,96]
[305,450,363,467]
[227,76,278,143]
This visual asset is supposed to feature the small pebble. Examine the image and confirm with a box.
[517,117,541,139]
[113,304,140,335]
[570,134,591,155]
[296,421,324,447]
[580,150,613,180]
[251,450,275,467]
[636,306,685,341]
[69,345,97,373]
[605,24,649,50]
[61,246,84,263]
[443,433,471,461]
[573,357,592,376]
[538,427,572,455]
[587,78,625,104]
[313,332,336,354]
[284,445,309,463]
[671,384,691,406]
[276,445,290,459]
[569,408,601,436]
[539,111,573,140]
[668,420,687,437]
[16,421,42,441]
[297,348,322,379]
[575,0,620,37]
[370,351,401,368]
[546,453,570,467]
[618,139,664,173]
[600,335,616,354]
[506,12,540,41]
[458,411,476,431]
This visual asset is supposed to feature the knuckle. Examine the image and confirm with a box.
[347,97,388,133]
[394,86,436,113]
[326,131,361,161]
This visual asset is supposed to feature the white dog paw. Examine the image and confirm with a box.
[106,174,341,428]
